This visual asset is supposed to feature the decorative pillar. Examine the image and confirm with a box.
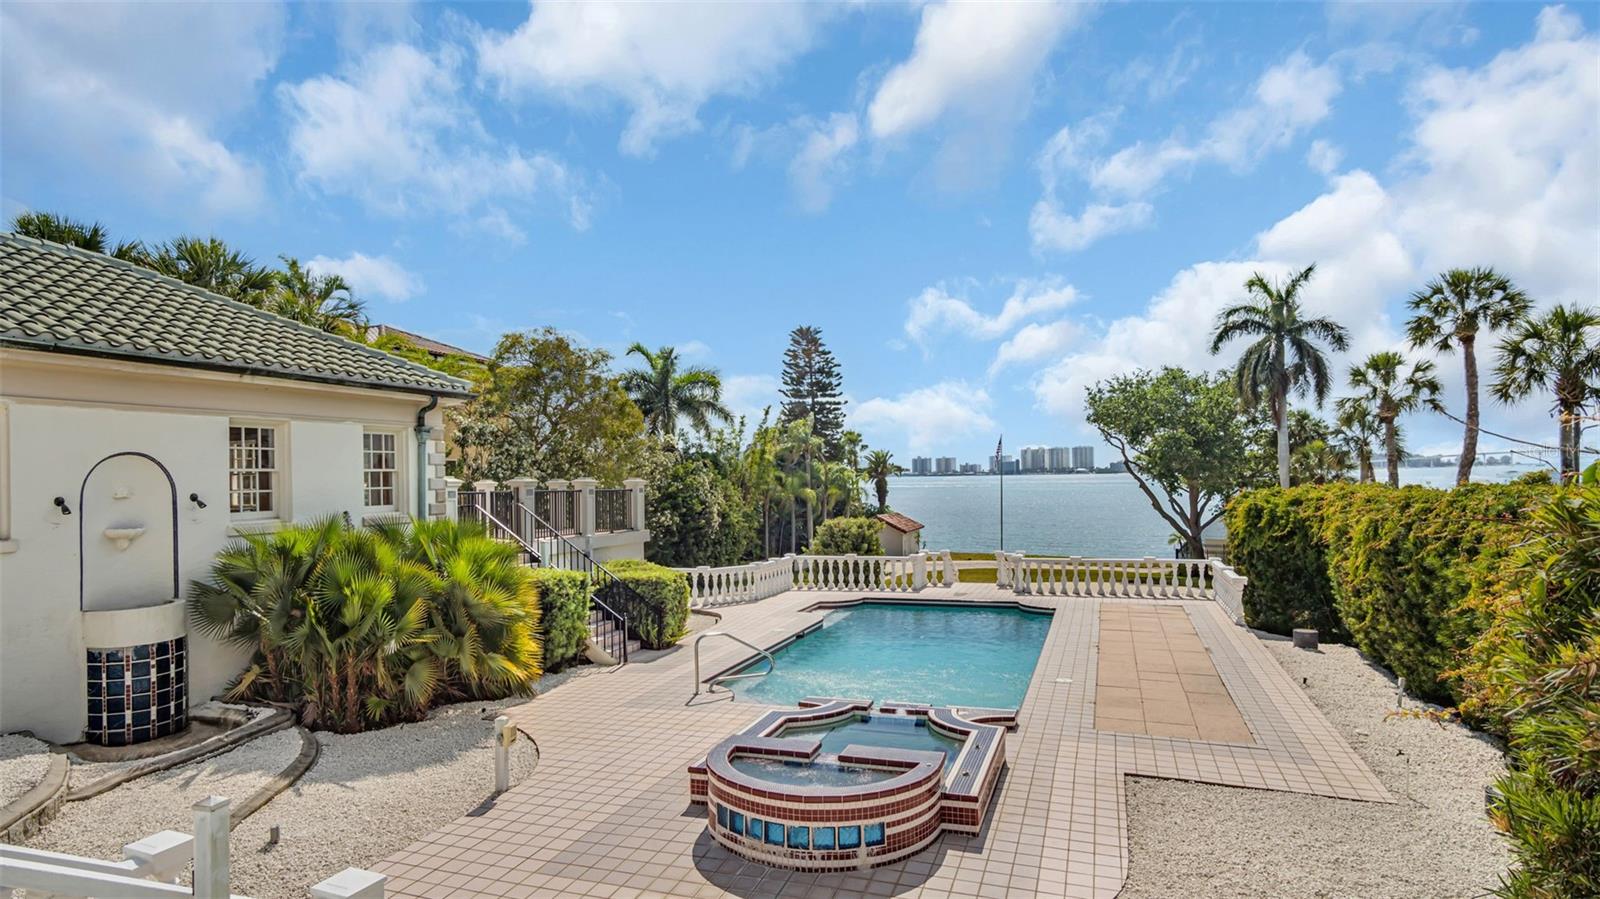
[545,479,570,531]
[443,477,462,521]
[571,477,598,536]
[192,796,231,899]
[506,477,538,542]
[471,479,496,493]
[623,477,646,531]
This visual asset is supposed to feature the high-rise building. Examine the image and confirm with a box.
[960,462,981,474]
[989,453,1016,474]
[935,456,957,474]
[911,456,933,475]
[1047,446,1071,471]
[1071,446,1095,471]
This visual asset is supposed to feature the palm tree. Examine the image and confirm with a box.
[1348,351,1443,487]
[11,211,144,260]
[1491,305,1600,483]
[619,343,733,440]
[1335,396,1387,484]
[144,235,276,306]
[1210,264,1351,487]
[862,449,901,511]
[269,256,367,336]
[1406,268,1532,485]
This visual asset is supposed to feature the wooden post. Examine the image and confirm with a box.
[191,796,230,899]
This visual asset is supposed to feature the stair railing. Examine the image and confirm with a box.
[507,499,635,666]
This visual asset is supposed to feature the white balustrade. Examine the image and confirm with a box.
[1211,559,1248,624]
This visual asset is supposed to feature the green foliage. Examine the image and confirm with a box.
[1491,305,1600,482]
[620,343,732,439]
[453,328,647,484]
[267,256,366,336]
[1086,367,1259,557]
[530,568,592,670]
[188,518,542,732]
[604,560,690,649]
[809,516,884,556]
[1225,483,1546,703]
[642,441,759,567]
[778,325,848,458]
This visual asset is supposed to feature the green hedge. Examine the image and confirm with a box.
[1225,483,1546,703]
[531,568,591,670]
[810,517,884,556]
[605,560,690,650]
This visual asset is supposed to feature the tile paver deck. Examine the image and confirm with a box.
[378,585,1390,899]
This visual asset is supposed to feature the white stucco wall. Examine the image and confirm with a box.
[0,350,452,743]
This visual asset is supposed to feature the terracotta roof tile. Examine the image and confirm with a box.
[876,512,924,533]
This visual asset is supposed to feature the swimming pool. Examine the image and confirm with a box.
[730,601,1053,709]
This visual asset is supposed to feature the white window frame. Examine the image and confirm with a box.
[228,421,285,522]
[362,430,402,513]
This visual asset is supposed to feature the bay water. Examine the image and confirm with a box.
[884,465,1541,557]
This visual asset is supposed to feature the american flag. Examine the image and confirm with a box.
[996,435,1003,457]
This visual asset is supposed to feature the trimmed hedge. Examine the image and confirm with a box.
[1225,483,1546,704]
[531,568,591,670]
[810,517,884,556]
[605,559,691,650]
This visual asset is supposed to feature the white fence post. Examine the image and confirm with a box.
[494,715,513,793]
[912,553,926,590]
[623,477,647,531]
[191,796,230,899]
[571,477,598,536]
[123,830,193,884]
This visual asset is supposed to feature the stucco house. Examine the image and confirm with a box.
[0,233,473,745]
[876,512,924,556]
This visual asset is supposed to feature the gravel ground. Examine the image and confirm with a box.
[1120,633,1510,899]
[228,699,536,899]
[0,734,52,808]
[24,727,301,859]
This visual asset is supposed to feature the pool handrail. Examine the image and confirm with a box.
[694,631,776,697]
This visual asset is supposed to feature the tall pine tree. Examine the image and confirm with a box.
[778,325,847,459]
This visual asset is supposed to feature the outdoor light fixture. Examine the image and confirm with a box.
[189,492,207,509]
[54,496,72,515]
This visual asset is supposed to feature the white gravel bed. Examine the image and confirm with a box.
[228,699,537,899]
[1119,633,1510,899]
[24,727,302,861]
[0,734,53,808]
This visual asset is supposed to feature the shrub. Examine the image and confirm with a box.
[809,517,884,556]
[1225,483,1545,703]
[530,568,592,670]
[604,559,691,649]
[189,517,542,732]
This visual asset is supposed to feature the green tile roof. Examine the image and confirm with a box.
[0,233,473,398]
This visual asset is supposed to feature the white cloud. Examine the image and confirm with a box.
[1029,8,1599,454]
[477,2,830,156]
[868,1,1087,141]
[789,113,860,213]
[1306,139,1344,175]
[904,279,1080,347]
[856,382,997,453]
[677,339,712,359]
[723,374,782,424]
[307,253,424,303]
[1032,51,1342,251]
[281,42,589,236]
[989,320,1079,376]
[0,2,281,216]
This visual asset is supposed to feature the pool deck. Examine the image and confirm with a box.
[376,585,1389,898]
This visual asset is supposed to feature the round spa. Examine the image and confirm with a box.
[688,699,1010,871]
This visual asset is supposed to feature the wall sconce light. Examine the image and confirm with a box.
[189,492,208,509]
[54,496,72,516]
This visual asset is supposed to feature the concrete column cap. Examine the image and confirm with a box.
[622,477,647,488]
[443,476,464,487]
[570,477,599,489]
[505,477,539,487]
[545,479,570,489]
[471,479,497,492]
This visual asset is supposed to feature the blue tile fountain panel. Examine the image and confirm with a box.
[714,804,887,852]
[85,636,187,746]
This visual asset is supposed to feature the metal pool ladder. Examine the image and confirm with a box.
[693,631,776,697]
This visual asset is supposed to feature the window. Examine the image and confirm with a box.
[363,432,398,510]
[229,425,278,518]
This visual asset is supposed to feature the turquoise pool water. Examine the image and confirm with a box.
[729,714,964,787]
[732,603,1052,709]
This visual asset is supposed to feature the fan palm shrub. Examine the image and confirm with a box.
[1492,305,1600,483]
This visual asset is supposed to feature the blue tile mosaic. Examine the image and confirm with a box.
[85,637,186,746]
[813,827,835,850]
[764,821,784,846]
[787,825,809,849]
[729,811,744,835]
[866,822,885,847]
[840,825,861,850]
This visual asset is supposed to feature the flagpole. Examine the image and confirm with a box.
[997,435,1005,552]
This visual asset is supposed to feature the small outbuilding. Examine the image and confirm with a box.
[876,512,924,556]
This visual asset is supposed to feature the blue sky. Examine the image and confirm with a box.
[3,1,1597,466]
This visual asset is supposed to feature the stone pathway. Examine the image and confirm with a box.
[377,586,1388,898]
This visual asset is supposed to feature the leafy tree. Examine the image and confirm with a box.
[1335,395,1390,484]
[10,210,144,260]
[619,343,732,440]
[1407,268,1532,486]
[1210,264,1350,488]
[453,328,646,485]
[779,325,848,457]
[810,517,884,556]
[143,235,276,307]
[367,330,489,382]
[778,417,824,547]
[268,256,367,336]
[1492,305,1600,483]
[1085,368,1257,558]
[1348,351,1443,487]
[641,437,758,567]
[862,449,901,511]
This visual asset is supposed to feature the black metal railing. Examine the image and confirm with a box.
[594,488,632,532]
[530,489,579,535]
[459,491,540,566]
[508,498,634,665]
